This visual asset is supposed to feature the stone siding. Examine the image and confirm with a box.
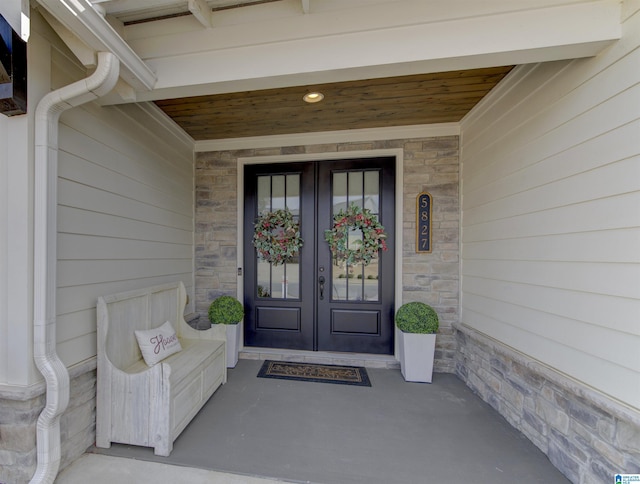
[400,137,459,372]
[0,394,41,483]
[0,368,96,484]
[455,323,640,483]
[195,137,460,372]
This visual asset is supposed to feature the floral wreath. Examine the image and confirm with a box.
[253,208,303,266]
[324,204,387,266]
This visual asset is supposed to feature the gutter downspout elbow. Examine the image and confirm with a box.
[31,52,119,484]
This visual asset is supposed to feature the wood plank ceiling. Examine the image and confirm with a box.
[155,66,514,140]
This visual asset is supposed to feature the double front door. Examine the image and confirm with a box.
[243,158,395,354]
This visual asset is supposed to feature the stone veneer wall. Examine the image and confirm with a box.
[195,136,460,372]
[455,323,640,483]
[0,366,96,483]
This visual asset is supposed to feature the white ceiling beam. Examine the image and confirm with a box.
[188,0,213,28]
[107,0,620,104]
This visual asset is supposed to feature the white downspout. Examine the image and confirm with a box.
[31,51,119,484]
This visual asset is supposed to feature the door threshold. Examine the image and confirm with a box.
[239,347,400,370]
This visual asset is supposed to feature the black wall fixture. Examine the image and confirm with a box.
[1,14,27,117]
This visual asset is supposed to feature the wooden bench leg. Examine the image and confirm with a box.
[154,439,172,457]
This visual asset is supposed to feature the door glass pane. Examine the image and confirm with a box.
[285,262,299,298]
[272,175,285,211]
[348,171,363,208]
[286,174,300,215]
[330,169,383,302]
[257,259,271,298]
[270,263,284,299]
[255,173,301,300]
[257,176,271,213]
[346,227,362,301]
[364,171,380,213]
[332,172,347,300]
[348,227,362,251]
[363,259,379,301]
[332,260,347,301]
[346,263,362,301]
[333,172,347,213]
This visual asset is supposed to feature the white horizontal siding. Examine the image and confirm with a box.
[58,118,192,202]
[52,49,195,368]
[463,119,640,212]
[57,234,193,260]
[58,206,192,244]
[462,292,638,372]
[463,192,640,241]
[57,177,192,232]
[463,228,640,263]
[463,156,640,226]
[463,259,639,299]
[460,5,640,409]
[56,276,193,317]
[463,276,639,336]
[462,306,640,408]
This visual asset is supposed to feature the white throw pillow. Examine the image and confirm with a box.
[135,321,182,367]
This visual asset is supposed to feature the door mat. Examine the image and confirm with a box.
[257,360,371,387]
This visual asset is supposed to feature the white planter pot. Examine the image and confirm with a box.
[225,324,241,368]
[398,331,436,383]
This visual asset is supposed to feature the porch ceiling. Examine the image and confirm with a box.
[64,0,618,140]
[154,66,514,140]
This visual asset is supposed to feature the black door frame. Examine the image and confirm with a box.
[236,150,403,356]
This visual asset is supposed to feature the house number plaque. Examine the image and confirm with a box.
[416,192,432,253]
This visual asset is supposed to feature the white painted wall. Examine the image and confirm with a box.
[0,111,34,386]
[460,3,640,409]
[0,113,6,385]
[52,49,195,368]
[0,27,46,386]
[1,12,196,384]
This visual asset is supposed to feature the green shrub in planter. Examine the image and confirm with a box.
[208,296,244,325]
[395,302,439,334]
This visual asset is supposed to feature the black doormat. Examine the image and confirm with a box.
[257,360,371,387]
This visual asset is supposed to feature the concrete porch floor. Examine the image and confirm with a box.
[60,359,570,484]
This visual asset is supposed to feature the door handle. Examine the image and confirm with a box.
[318,276,326,300]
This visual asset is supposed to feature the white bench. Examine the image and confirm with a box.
[95,282,226,456]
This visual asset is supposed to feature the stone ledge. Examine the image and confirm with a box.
[454,322,640,482]
[453,323,640,427]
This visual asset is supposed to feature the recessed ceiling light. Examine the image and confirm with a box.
[303,92,324,103]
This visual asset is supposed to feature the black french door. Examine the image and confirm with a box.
[243,158,395,354]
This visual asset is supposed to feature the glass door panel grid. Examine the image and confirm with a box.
[256,174,300,300]
[331,170,381,302]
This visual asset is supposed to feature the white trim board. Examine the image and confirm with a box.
[236,148,404,360]
[197,124,459,152]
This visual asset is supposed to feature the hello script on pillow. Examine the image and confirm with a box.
[135,321,182,366]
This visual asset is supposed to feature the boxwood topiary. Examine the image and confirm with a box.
[208,295,244,325]
[395,302,439,334]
